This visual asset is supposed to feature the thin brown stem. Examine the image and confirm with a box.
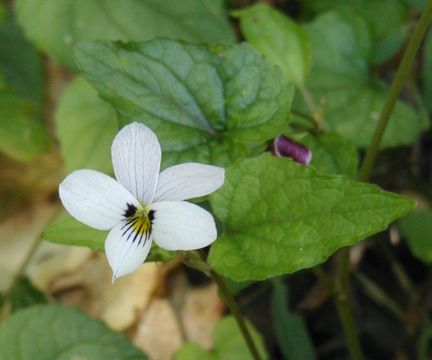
[210,270,262,360]
[186,251,262,360]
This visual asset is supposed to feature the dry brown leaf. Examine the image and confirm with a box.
[131,267,224,358]
[27,242,92,290]
[49,253,162,331]
[180,283,224,349]
[133,299,183,360]
[101,262,161,330]
[0,203,59,291]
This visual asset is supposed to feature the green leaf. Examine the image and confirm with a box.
[75,39,294,167]
[0,90,50,162]
[301,132,358,177]
[8,277,48,312]
[223,278,254,296]
[55,77,118,173]
[349,0,408,64]
[298,83,420,148]
[360,0,408,64]
[402,0,427,10]
[271,279,315,360]
[399,210,432,264]
[417,321,432,360]
[0,304,148,359]
[176,344,215,360]
[305,9,371,81]
[16,0,235,68]
[307,85,419,148]
[301,0,409,64]
[146,245,177,263]
[371,24,406,65]
[43,214,107,252]
[295,10,421,148]
[208,154,415,281]
[235,3,311,85]
[423,29,432,112]
[175,316,268,360]
[0,11,44,104]
[0,3,5,21]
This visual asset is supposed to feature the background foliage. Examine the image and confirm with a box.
[0,0,431,359]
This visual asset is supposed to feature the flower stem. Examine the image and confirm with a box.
[336,248,366,360]
[291,108,316,124]
[210,270,262,360]
[333,293,364,360]
[333,3,432,358]
[359,0,432,182]
[355,273,406,322]
[186,251,262,360]
[298,85,322,130]
[312,265,364,360]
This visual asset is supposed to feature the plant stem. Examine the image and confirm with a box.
[333,248,365,360]
[332,3,432,358]
[312,265,364,360]
[291,108,317,125]
[298,85,321,130]
[210,270,262,360]
[188,250,262,360]
[355,273,406,322]
[311,266,334,293]
[359,0,432,182]
[333,295,364,360]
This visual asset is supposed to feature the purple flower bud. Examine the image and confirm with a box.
[271,135,312,165]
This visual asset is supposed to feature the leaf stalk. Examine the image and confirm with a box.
[359,0,432,182]
[334,2,432,358]
[185,251,262,360]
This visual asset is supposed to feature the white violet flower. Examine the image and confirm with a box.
[59,122,225,281]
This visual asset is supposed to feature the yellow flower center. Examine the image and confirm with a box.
[122,203,154,244]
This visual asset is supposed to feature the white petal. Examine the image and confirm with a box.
[154,163,225,202]
[59,169,140,230]
[151,201,217,250]
[105,221,153,281]
[112,122,161,204]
